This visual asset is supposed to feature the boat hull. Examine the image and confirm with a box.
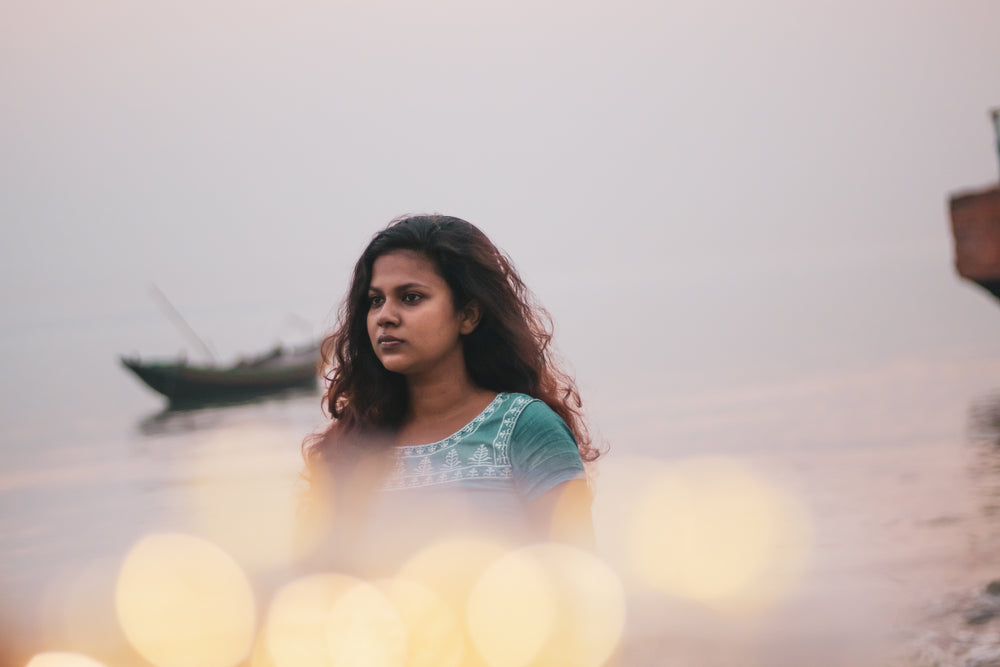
[951,184,1000,301]
[121,347,320,405]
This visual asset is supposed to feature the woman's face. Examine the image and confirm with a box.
[366,250,478,379]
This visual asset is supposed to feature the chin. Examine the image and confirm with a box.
[377,357,411,375]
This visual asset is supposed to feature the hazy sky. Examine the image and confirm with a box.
[2,0,1000,409]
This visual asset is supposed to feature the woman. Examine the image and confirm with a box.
[301,214,601,571]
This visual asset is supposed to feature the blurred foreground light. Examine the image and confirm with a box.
[395,538,508,617]
[545,479,596,545]
[187,425,313,570]
[325,580,408,666]
[264,574,357,667]
[532,544,626,666]
[263,573,407,667]
[25,653,108,667]
[115,533,256,667]
[627,456,811,610]
[394,538,508,665]
[375,578,464,667]
[591,455,671,587]
[466,544,625,667]
[466,547,555,667]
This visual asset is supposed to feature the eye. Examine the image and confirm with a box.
[402,292,423,304]
[368,294,385,307]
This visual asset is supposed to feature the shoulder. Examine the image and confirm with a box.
[504,393,584,499]
[507,395,574,441]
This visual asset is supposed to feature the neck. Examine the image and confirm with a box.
[396,357,498,446]
[405,370,481,421]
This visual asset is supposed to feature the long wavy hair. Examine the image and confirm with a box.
[303,214,600,479]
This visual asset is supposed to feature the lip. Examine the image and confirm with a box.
[377,335,403,345]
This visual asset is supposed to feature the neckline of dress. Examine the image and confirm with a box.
[395,392,507,450]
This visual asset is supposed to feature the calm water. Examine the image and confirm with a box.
[3,302,1000,666]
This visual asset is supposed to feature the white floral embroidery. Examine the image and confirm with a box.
[415,457,433,476]
[382,393,533,491]
[442,450,460,471]
[469,444,490,466]
[493,395,533,466]
[396,393,504,459]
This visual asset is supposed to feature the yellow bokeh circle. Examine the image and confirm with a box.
[466,543,626,667]
[628,456,810,610]
[115,533,256,667]
[263,573,408,667]
[375,578,464,667]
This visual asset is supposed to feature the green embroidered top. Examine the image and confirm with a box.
[340,392,587,574]
[382,391,585,500]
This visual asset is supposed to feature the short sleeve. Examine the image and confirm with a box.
[510,400,585,500]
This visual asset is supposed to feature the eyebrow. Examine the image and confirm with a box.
[368,282,430,293]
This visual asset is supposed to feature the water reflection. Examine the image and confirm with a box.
[966,389,1000,527]
[138,386,320,436]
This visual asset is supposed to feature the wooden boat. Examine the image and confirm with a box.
[121,342,321,405]
[950,184,1000,301]
[950,108,1000,301]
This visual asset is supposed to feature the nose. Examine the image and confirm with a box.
[377,299,400,327]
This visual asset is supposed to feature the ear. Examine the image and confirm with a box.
[459,300,482,335]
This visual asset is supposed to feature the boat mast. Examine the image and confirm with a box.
[148,283,217,363]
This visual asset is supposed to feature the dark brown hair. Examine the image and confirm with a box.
[303,214,600,475]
